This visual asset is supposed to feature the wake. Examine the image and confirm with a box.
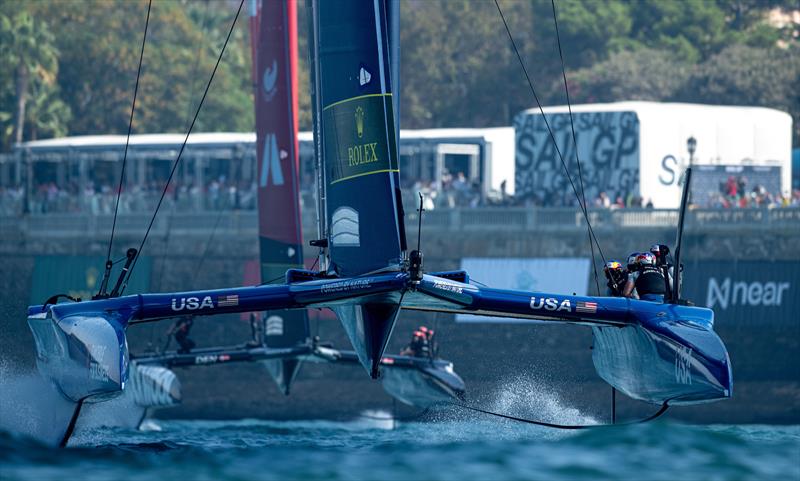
[0,359,77,446]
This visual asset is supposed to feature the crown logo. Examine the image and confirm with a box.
[355,106,364,138]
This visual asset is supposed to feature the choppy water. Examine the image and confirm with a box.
[1,416,799,481]
[1,365,798,480]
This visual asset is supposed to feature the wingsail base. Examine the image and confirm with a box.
[331,300,403,379]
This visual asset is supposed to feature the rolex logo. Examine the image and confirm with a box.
[355,106,364,138]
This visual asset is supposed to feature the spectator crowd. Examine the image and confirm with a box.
[0,177,257,216]
[2,172,798,216]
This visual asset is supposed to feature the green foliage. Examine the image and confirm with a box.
[0,0,253,150]
[568,48,689,103]
[0,7,64,147]
[0,0,797,150]
[679,43,800,143]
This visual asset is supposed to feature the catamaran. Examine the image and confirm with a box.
[25,0,731,446]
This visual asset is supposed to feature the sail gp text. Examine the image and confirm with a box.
[171,296,214,311]
[530,296,571,312]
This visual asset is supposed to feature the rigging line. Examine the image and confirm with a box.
[549,0,602,295]
[492,0,608,267]
[120,0,246,295]
[154,0,213,293]
[193,202,226,278]
[105,0,152,269]
[453,400,669,430]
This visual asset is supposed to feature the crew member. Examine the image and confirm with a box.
[246,312,262,347]
[400,329,429,357]
[603,260,626,297]
[649,244,673,301]
[625,252,640,299]
[419,326,438,358]
[623,252,666,302]
[168,316,196,354]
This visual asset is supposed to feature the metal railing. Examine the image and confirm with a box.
[0,207,797,240]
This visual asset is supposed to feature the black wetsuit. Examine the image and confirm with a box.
[635,266,666,302]
[605,270,628,297]
[175,318,195,354]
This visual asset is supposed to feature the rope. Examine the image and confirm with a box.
[104,0,152,285]
[549,0,602,295]
[454,401,669,430]
[120,0,246,295]
[492,0,608,274]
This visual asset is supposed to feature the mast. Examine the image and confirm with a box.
[307,0,328,272]
[672,165,692,303]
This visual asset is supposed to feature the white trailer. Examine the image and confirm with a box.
[514,102,793,208]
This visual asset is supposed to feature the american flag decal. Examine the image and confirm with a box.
[217,294,239,307]
[576,301,597,314]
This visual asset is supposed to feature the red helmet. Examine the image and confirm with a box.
[413,331,425,338]
[636,252,657,267]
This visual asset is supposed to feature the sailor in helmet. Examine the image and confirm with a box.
[623,252,667,302]
[603,260,626,297]
[624,252,640,299]
[649,244,673,301]
[167,315,196,354]
[400,329,430,358]
[419,325,438,358]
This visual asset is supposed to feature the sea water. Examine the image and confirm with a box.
[1,416,798,480]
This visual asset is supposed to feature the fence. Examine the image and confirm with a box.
[1,207,797,240]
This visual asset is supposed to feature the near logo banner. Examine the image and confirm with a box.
[681,260,799,325]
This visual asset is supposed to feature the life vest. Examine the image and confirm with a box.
[635,266,666,296]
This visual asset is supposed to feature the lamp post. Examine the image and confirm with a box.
[687,136,697,166]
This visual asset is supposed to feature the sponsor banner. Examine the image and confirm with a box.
[456,257,590,323]
[30,255,151,305]
[682,260,799,325]
[514,111,640,206]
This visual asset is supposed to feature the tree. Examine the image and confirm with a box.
[0,11,60,146]
[678,43,800,145]
[568,49,689,104]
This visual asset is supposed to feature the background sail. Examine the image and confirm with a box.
[249,0,308,394]
[311,0,406,276]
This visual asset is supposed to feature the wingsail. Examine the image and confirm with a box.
[309,0,406,276]
[308,0,407,377]
[249,0,309,394]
